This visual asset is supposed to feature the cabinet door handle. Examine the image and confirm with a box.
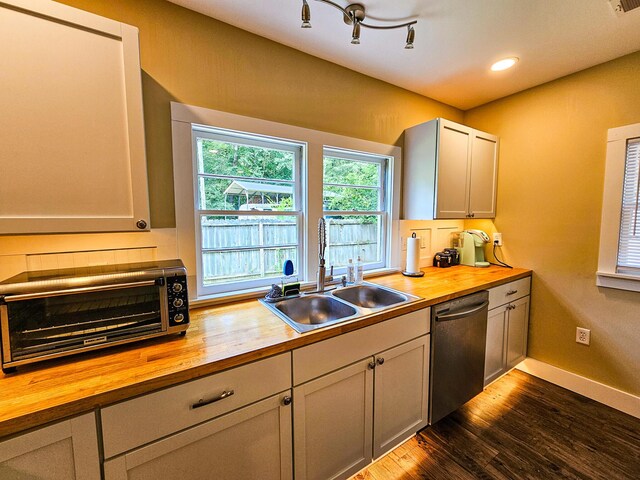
[368,361,376,370]
[376,357,385,366]
[282,396,292,406]
[506,289,518,296]
[191,389,235,409]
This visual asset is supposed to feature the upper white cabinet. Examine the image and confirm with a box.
[0,0,149,234]
[403,118,499,219]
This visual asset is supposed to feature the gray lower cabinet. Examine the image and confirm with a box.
[292,311,431,480]
[373,336,430,459]
[293,359,374,480]
[484,295,530,386]
[103,392,293,480]
[0,413,100,480]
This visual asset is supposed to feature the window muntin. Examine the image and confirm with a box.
[617,137,640,275]
[193,128,303,293]
[322,149,388,270]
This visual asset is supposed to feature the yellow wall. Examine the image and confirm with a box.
[465,51,640,396]
[58,0,462,228]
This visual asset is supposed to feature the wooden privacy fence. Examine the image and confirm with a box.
[201,219,379,283]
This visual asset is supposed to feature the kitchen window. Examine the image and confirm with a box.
[171,103,402,302]
[597,122,640,292]
[323,148,389,271]
[192,127,303,295]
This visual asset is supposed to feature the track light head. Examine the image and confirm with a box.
[351,20,361,44]
[405,25,415,49]
[301,0,311,28]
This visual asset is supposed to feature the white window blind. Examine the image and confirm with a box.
[617,137,640,274]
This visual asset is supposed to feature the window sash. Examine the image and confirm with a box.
[192,128,304,295]
[322,148,390,272]
[616,138,640,273]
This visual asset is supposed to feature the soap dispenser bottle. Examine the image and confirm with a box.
[346,259,355,284]
[355,255,363,284]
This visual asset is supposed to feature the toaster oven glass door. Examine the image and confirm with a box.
[5,283,165,361]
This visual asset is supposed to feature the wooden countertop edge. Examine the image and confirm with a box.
[0,268,532,438]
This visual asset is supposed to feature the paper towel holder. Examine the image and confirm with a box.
[402,232,425,277]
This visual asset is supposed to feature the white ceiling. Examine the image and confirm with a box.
[167,0,640,110]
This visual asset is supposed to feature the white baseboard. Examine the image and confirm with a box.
[516,358,640,419]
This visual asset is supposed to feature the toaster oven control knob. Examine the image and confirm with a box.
[172,283,183,293]
[174,313,185,323]
[173,298,184,308]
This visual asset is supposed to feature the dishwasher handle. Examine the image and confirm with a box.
[435,301,489,322]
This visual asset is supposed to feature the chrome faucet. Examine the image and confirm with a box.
[315,218,346,293]
[317,218,329,291]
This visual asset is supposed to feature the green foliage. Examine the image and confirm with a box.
[323,156,381,223]
[198,139,294,210]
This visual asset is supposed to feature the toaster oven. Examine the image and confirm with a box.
[0,259,190,373]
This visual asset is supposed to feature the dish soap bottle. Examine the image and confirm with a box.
[355,254,363,284]
[346,258,355,284]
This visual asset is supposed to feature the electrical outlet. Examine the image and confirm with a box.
[576,327,591,345]
[401,236,407,251]
[493,232,503,246]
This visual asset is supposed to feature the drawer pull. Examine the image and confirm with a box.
[368,361,376,370]
[191,389,235,409]
[282,396,292,406]
[506,289,518,296]
[376,357,385,366]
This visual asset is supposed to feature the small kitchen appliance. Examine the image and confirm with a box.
[458,230,491,267]
[0,259,189,372]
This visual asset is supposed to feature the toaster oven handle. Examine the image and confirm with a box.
[2,280,159,302]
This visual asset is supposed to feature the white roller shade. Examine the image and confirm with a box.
[617,138,640,273]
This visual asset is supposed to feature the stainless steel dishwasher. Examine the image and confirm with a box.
[429,290,489,424]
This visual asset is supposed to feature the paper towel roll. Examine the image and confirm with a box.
[406,235,421,274]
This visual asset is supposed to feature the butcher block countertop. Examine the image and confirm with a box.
[0,265,531,438]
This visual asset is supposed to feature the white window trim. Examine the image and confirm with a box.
[597,122,640,292]
[171,102,402,302]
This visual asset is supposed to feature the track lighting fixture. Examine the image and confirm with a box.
[300,1,417,48]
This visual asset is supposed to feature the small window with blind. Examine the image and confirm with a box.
[617,137,640,275]
[597,123,640,292]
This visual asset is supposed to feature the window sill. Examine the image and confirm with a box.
[596,271,640,293]
[189,267,401,308]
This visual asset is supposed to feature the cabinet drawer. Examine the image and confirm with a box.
[488,277,531,308]
[293,308,430,386]
[101,353,291,458]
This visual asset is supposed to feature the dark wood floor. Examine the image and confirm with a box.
[353,369,640,480]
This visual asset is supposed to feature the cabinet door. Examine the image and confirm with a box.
[104,392,292,480]
[0,413,100,480]
[373,335,429,459]
[506,296,530,368]
[468,132,498,218]
[484,305,508,387]
[0,0,149,234]
[435,121,471,218]
[293,358,373,480]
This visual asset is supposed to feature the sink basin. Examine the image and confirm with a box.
[332,284,408,309]
[268,295,358,333]
[260,282,419,333]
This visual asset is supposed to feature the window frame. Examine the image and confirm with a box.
[597,122,640,292]
[192,127,304,296]
[322,147,391,272]
[171,103,402,303]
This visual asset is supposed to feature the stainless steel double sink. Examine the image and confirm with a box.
[260,282,420,333]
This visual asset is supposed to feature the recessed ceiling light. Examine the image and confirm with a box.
[491,57,519,72]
